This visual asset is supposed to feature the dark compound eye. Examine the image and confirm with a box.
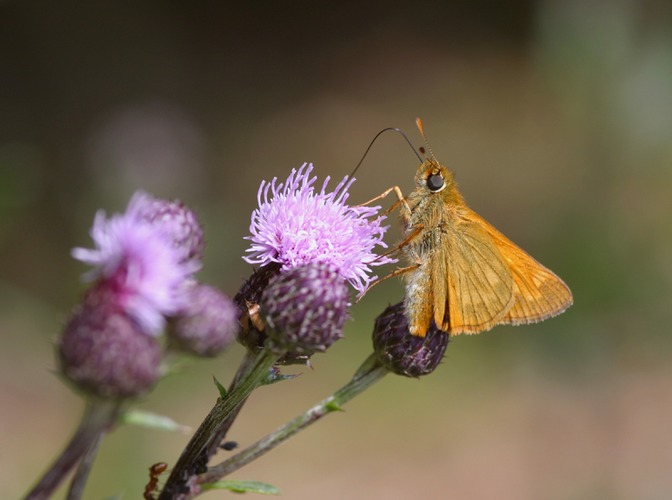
[427,173,444,192]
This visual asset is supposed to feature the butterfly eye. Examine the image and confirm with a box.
[427,173,444,192]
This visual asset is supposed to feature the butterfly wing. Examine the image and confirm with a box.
[465,209,574,325]
[433,211,515,335]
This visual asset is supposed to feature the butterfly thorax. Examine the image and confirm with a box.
[400,160,470,336]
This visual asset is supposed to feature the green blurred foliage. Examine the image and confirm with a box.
[1,1,671,499]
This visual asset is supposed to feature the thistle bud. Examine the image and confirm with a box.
[372,302,449,377]
[58,284,163,399]
[261,263,348,356]
[128,192,205,266]
[169,283,238,357]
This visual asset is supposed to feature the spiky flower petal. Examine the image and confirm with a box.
[243,163,395,294]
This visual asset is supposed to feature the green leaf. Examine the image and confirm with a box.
[213,376,228,398]
[119,409,190,433]
[201,480,281,495]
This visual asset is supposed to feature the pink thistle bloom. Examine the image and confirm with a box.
[243,163,396,294]
[72,192,198,335]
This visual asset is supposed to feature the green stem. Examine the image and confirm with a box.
[66,434,103,500]
[203,350,257,459]
[200,354,388,483]
[159,348,282,499]
[24,400,122,499]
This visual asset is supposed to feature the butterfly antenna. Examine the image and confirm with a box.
[349,127,422,181]
[415,117,438,162]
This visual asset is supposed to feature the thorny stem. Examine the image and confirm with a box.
[200,354,388,484]
[24,400,122,499]
[159,348,283,499]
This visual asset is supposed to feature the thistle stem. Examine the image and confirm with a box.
[203,350,257,459]
[24,400,122,499]
[66,434,103,500]
[159,348,282,499]
[200,354,388,483]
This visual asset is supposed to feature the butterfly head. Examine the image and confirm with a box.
[415,159,459,196]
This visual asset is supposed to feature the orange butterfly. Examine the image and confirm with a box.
[372,119,573,336]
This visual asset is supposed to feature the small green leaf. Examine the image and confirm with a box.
[325,400,344,412]
[213,376,228,397]
[201,480,281,495]
[119,409,190,433]
[264,371,300,386]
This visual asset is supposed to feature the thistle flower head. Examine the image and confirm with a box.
[243,163,395,294]
[58,284,163,399]
[372,302,449,377]
[71,191,198,335]
[261,262,349,355]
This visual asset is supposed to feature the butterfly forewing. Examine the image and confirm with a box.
[465,209,574,325]
[437,214,516,335]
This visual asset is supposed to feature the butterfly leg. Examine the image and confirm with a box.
[356,263,421,302]
[375,224,424,261]
[356,186,412,217]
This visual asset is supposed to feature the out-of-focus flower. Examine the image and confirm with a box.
[58,283,164,399]
[261,262,348,355]
[169,283,238,357]
[72,191,199,335]
[372,302,449,377]
[127,191,205,267]
[243,163,395,295]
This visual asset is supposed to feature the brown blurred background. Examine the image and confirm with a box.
[2,1,671,498]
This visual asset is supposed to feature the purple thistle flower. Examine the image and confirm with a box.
[72,192,198,335]
[243,163,396,295]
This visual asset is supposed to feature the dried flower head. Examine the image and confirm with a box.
[72,191,198,335]
[372,302,449,377]
[233,262,282,353]
[261,263,349,355]
[243,163,395,294]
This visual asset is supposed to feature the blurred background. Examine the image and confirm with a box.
[2,0,671,498]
